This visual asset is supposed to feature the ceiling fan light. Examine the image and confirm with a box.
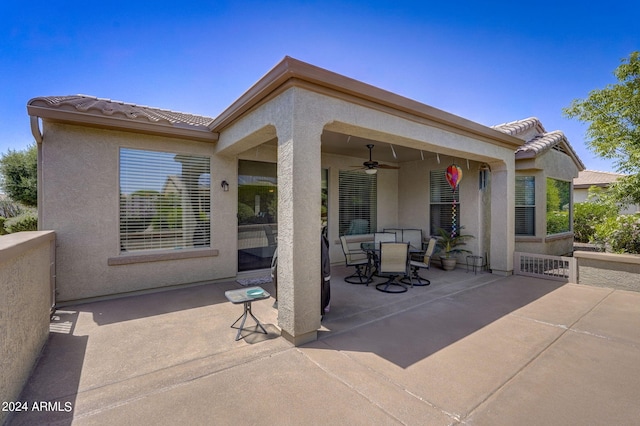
[365,168,377,175]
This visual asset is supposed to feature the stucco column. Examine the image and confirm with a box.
[276,118,323,346]
[489,161,514,275]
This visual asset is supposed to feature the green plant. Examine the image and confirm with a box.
[0,144,38,207]
[593,214,640,254]
[4,209,38,233]
[574,201,619,243]
[435,227,474,258]
[547,211,569,235]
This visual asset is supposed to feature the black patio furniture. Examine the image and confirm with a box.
[401,238,437,286]
[340,235,372,285]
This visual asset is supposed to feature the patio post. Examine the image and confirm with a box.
[275,115,323,345]
[489,161,514,275]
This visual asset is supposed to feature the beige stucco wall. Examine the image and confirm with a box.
[515,149,580,256]
[0,231,54,423]
[40,123,235,302]
[575,251,640,291]
[39,84,520,343]
[397,157,488,261]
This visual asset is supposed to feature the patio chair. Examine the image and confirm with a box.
[400,229,423,250]
[376,242,411,293]
[340,235,372,285]
[401,238,436,286]
[383,228,403,242]
[374,232,396,245]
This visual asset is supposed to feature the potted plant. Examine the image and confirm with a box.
[435,227,474,271]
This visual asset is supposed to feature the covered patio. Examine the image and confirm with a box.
[10,267,640,425]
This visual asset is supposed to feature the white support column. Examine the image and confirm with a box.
[276,116,323,346]
[489,161,515,275]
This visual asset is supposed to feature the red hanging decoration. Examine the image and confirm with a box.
[445,164,463,191]
[446,164,463,237]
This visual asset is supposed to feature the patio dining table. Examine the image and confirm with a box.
[360,242,424,280]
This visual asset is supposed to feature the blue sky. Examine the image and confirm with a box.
[1,0,638,172]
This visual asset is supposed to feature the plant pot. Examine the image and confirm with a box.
[441,257,457,271]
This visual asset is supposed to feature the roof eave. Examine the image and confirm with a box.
[27,103,218,143]
[209,56,523,149]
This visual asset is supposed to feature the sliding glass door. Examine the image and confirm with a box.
[238,160,278,272]
[237,160,329,271]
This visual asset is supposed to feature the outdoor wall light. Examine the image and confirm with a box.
[221,180,230,192]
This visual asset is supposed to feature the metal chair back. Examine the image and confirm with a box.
[374,232,396,246]
[379,242,409,275]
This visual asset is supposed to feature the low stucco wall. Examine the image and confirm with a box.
[575,251,640,291]
[0,231,55,423]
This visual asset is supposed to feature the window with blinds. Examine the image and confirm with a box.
[515,176,535,236]
[339,170,377,236]
[430,169,460,235]
[119,148,211,252]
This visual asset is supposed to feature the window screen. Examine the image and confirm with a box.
[339,170,377,236]
[119,148,211,252]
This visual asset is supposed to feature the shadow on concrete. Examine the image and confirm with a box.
[315,272,565,369]
[72,279,277,326]
[9,311,85,426]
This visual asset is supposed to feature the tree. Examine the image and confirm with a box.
[0,144,37,207]
[563,51,640,205]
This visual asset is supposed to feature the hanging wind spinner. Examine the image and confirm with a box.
[445,164,463,237]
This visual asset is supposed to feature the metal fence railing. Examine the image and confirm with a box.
[514,251,577,283]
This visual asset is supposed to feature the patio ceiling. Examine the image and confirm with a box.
[320,130,439,164]
[263,130,442,164]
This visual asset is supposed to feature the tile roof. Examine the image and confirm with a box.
[492,117,585,170]
[28,95,215,128]
[514,130,566,157]
[491,117,546,136]
[574,170,625,188]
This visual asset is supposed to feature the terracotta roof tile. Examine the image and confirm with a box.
[491,117,585,170]
[491,117,545,136]
[29,95,215,128]
[515,130,566,157]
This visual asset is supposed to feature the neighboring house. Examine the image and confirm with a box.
[492,118,585,255]
[574,170,640,215]
[27,57,583,345]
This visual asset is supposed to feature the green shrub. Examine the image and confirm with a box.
[237,202,255,224]
[4,210,38,233]
[573,201,619,243]
[593,214,640,254]
[0,216,6,235]
[546,211,569,235]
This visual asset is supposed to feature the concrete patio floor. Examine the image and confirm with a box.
[8,265,640,425]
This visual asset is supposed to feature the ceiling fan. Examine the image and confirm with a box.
[354,144,399,174]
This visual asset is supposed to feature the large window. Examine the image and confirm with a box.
[120,148,211,252]
[515,176,535,236]
[546,178,571,235]
[430,170,460,235]
[339,170,377,236]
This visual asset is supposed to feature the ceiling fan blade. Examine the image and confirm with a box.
[377,164,400,169]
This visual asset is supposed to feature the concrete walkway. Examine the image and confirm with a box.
[8,266,640,425]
